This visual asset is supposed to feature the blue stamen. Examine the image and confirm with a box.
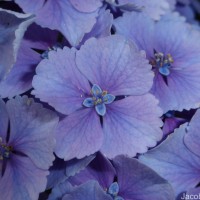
[83,84,115,116]
[107,182,124,200]
[151,52,174,76]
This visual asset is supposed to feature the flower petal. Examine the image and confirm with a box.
[76,35,154,96]
[0,8,34,81]
[103,94,115,104]
[101,94,163,158]
[62,180,112,200]
[69,0,102,13]
[69,152,116,189]
[184,109,200,157]
[140,123,200,196]
[35,0,98,46]
[55,109,103,160]
[92,84,103,97]
[83,98,95,107]
[32,47,91,115]
[113,156,175,200]
[6,96,58,170]
[0,155,48,200]
[0,99,8,140]
[95,103,106,116]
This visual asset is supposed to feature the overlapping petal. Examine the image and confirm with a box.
[62,180,113,200]
[0,8,34,81]
[6,96,58,169]
[113,156,175,200]
[55,109,103,160]
[32,47,91,115]
[0,155,48,200]
[184,109,200,157]
[35,0,99,46]
[140,123,200,196]
[101,94,163,158]
[76,35,154,96]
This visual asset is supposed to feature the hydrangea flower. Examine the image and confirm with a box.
[32,35,163,160]
[114,12,200,113]
[0,96,58,200]
[48,153,175,200]
[139,121,200,197]
[0,8,34,82]
[15,0,103,47]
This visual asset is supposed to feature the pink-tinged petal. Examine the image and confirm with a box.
[101,94,163,158]
[62,180,112,200]
[55,109,103,161]
[0,155,48,200]
[140,123,200,196]
[113,156,175,200]
[0,8,34,81]
[69,0,102,12]
[184,109,200,157]
[6,96,58,169]
[119,0,170,20]
[76,35,154,96]
[35,0,98,46]
[32,47,91,115]
[69,152,116,189]
[14,0,45,13]
[0,99,8,140]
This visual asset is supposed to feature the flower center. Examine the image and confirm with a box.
[107,182,124,200]
[0,137,12,160]
[151,51,174,76]
[83,84,115,116]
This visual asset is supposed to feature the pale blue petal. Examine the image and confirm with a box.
[95,103,106,116]
[108,182,119,196]
[159,66,170,76]
[92,84,103,97]
[83,98,94,107]
[103,94,115,104]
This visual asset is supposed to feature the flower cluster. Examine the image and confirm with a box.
[1,0,200,199]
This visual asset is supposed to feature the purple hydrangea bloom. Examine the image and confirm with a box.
[15,0,103,47]
[49,153,174,199]
[32,35,163,160]
[0,8,34,82]
[139,122,200,197]
[114,12,200,113]
[0,96,58,200]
